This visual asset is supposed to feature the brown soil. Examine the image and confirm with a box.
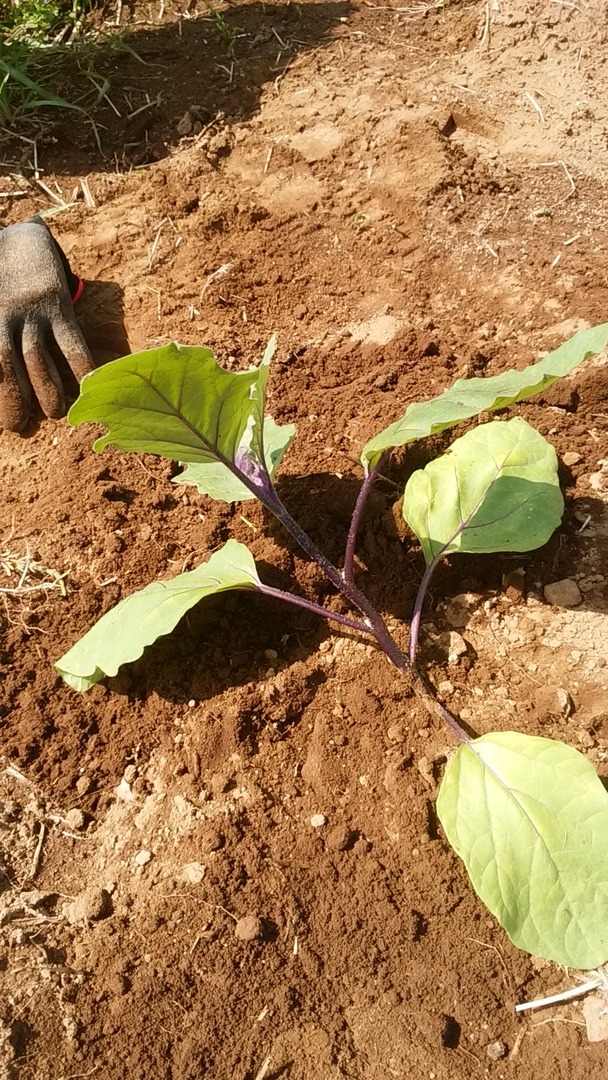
[2,1,608,1077]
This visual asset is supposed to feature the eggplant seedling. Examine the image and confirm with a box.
[56,324,608,971]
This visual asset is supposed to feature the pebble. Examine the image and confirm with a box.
[182,861,206,884]
[486,1039,507,1061]
[64,808,86,830]
[234,915,262,942]
[448,631,467,661]
[437,680,454,697]
[353,837,371,856]
[202,827,224,852]
[386,724,404,743]
[75,775,92,796]
[326,825,352,851]
[310,813,327,828]
[65,887,112,925]
[444,593,476,628]
[534,686,573,720]
[543,578,583,607]
[210,773,232,795]
[134,849,153,866]
[563,451,581,466]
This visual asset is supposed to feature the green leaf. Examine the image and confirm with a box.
[361,322,608,467]
[437,732,608,968]
[402,418,563,563]
[172,416,296,502]
[55,540,261,692]
[68,338,282,497]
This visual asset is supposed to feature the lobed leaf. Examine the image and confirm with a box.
[172,416,296,502]
[55,540,261,692]
[402,418,563,563]
[361,323,608,468]
[437,732,608,969]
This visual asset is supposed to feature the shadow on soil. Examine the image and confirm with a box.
[0,0,353,175]
[102,464,608,716]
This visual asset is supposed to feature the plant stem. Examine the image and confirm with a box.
[232,463,470,745]
[343,456,384,586]
[258,583,372,636]
[409,554,441,664]
[260,486,408,671]
[411,670,472,744]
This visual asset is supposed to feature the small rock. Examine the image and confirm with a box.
[234,915,262,942]
[326,825,352,851]
[583,994,608,1041]
[353,837,371,856]
[65,887,112,925]
[386,723,404,742]
[134,850,152,866]
[447,631,467,661]
[201,826,224,852]
[437,680,454,697]
[182,861,206,884]
[210,773,232,795]
[486,1039,507,1061]
[534,686,573,720]
[75,775,92,796]
[445,593,477,628]
[563,451,581,466]
[64,808,86,831]
[544,578,583,608]
[310,813,327,828]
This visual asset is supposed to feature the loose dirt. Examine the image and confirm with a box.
[2,1,608,1077]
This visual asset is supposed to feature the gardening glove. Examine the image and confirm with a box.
[0,217,93,432]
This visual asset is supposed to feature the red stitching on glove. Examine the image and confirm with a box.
[71,277,84,305]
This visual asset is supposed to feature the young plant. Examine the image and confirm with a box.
[56,324,608,971]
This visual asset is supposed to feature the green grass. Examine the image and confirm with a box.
[0,0,94,44]
[0,1,116,127]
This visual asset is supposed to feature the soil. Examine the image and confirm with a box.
[2,1,608,1077]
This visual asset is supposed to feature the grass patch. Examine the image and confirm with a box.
[0,1,128,129]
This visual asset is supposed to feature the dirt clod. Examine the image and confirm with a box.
[325,825,352,852]
[65,887,112,926]
[234,915,262,942]
[64,808,86,830]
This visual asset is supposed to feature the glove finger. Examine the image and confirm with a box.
[21,322,65,419]
[0,326,31,432]
[52,305,94,382]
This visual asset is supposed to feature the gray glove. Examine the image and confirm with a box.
[0,218,93,432]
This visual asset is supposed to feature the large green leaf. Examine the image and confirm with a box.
[55,540,261,692]
[361,323,608,467]
[172,416,296,502]
[402,418,563,563]
[68,338,286,502]
[437,732,608,968]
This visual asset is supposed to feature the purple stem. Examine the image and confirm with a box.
[226,455,470,744]
[264,492,408,671]
[258,583,372,635]
[343,456,385,586]
[409,554,441,665]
